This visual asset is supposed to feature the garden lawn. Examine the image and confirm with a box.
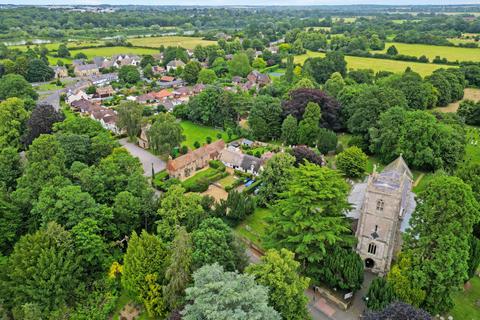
[375,42,480,62]
[448,276,480,320]
[129,36,215,49]
[293,50,449,76]
[235,207,272,248]
[180,121,232,149]
[35,82,63,91]
[465,126,480,164]
[69,46,158,59]
[218,175,237,188]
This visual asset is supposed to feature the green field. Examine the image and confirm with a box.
[294,51,447,76]
[449,276,480,320]
[465,126,480,164]
[129,36,215,49]
[69,46,158,59]
[180,121,231,149]
[9,40,104,51]
[235,207,272,247]
[375,42,480,62]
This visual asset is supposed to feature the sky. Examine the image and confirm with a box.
[4,0,480,5]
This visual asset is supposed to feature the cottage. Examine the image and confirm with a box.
[136,93,157,104]
[92,57,106,68]
[167,140,225,180]
[166,59,186,71]
[67,90,89,105]
[152,89,172,101]
[90,73,118,86]
[96,85,114,98]
[192,83,205,94]
[52,66,68,78]
[247,70,271,86]
[90,108,122,135]
[152,65,166,75]
[219,149,263,175]
[72,59,85,67]
[71,99,101,114]
[173,86,192,98]
[74,64,100,77]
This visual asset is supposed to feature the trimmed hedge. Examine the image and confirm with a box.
[182,168,228,192]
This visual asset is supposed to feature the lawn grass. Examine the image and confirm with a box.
[180,120,232,149]
[35,82,63,91]
[235,207,273,248]
[69,46,158,59]
[465,126,480,164]
[218,175,237,188]
[293,50,447,76]
[129,36,215,49]
[375,42,480,62]
[448,276,480,320]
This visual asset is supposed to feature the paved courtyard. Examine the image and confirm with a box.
[119,138,166,177]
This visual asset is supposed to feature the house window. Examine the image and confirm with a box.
[376,199,384,211]
[368,243,377,255]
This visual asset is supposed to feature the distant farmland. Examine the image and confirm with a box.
[375,42,480,62]
[293,51,449,76]
[129,36,216,49]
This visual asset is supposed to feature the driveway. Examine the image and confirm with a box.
[119,138,166,177]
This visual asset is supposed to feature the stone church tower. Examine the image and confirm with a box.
[355,155,413,275]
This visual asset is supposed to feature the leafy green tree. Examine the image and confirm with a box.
[370,107,465,171]
[111,191,144,239]
[197,68,217,84]
[56,133,91,167]
[365,278,396,311]
[147,112,185,155]
[143,63,154,79]
[400,175,480,314]
[281,114,298,146]
[182,61,202,84]
[267,162,353,267]
[458,100,480,126]
[118,65,140,84]
[336,146,368,178]
[0,147,22,191]
[228,52,251,77]
[214,190,255,226]
[252,57,267,70]
[142,273,168,318]
[0,192,20,254]
[344,85,407,142]
[183,263,280,320]
[314,246,363,291]
[248,95,282,141]
[317,128,337,154]
[164,227,193,311]
[467,235,480,280]
[140,55,156,68]
[31,184,102,230]
[12,134,66,215]
[191,218,238,271]
[71,217,108,275]
[122,230,169,303]
[297,102,321,146]
[3,222,80,316]
[246,249,310,320]
[285,55,295,83]
[57,44,70,58]
[257,152,296,206]
[157,185,205,241]
[117,101,143,140]
[303,51,346,84]
[0,98,29,149]
[456,162,480,201]
[22,104,64,147]
[324,72,345,98]
[25,58,54,82]
[386,45,398,56]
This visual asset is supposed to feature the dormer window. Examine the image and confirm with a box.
[376,199,384,211]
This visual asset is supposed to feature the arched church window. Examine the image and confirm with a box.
[376,199,384,211]
[368,243,377,255]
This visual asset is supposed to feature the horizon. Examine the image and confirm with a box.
[3,1,480,7]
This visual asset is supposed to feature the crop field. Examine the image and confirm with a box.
[434,88,480,113]
[293,51,448,76]
[375,42,480,62]
[129,36,216,49]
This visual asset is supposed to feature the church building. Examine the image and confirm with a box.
[348,155,416,275]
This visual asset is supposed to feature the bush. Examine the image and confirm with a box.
[365,278,396,311]
[209,160,226,171]
[336,146,368,178]
[182,168,228,192]
[317,128,338,154]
